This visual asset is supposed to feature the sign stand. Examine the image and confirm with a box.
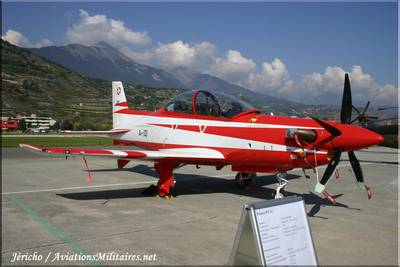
[229,196,318,266]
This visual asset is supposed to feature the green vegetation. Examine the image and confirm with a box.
[1,40,185,129]
[61,119,74,131]
[17,119,26,131]
[1,136,112,148]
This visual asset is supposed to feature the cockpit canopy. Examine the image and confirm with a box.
[165,90,257,118]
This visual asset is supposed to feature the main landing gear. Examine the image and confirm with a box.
[272,172,288,199]
[235,172,256,188]
[153,161,175,200]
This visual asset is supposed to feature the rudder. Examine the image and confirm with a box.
[112,81,128,128]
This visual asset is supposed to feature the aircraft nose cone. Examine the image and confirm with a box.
[368,130,384,146]
[356,127,384,148]
[333,125,385,150]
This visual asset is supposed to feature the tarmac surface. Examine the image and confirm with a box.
[2,146,398,265]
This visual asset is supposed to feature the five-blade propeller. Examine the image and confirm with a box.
[313,73,372,204]
[351,101,378,126]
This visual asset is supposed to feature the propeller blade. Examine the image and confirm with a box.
[362,101,370,114]
[351,101,371,125]
[352,104,361,115]
[367,116,379,120]
[308,115,341,137]
[314,149,342,205]
[351,116,360,124]
[319,149,342,186]
[348,151,363,183]
[341,73,352,124]
[348,151,372,199]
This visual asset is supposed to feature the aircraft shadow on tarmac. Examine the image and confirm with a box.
[89,164,159,177]
[342,159,398,165]
[357,150,398,155]
[58,164,361,219]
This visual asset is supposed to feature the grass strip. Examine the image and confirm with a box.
[1,136,112,147]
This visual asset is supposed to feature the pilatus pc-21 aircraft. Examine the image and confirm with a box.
[21,74,383,204]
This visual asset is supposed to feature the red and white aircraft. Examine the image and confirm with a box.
[21,74,383,204]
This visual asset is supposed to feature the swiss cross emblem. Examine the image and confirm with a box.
[116,87,121,95]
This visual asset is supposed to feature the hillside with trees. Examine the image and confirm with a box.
[1,40,184,130]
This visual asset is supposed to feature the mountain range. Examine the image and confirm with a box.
[170,66,292,105]
[29,42,183,88]
[28,42,296,108]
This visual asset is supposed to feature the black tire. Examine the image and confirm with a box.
[235,172,255,188]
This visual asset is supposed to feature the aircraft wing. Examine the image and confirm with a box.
[61,129,129,135]
[19,144,225,160]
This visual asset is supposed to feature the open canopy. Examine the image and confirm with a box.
[165,90,257,118]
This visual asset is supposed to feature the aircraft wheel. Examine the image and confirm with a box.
[235,172,255,188]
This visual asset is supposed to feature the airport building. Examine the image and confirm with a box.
[17,115,57,133]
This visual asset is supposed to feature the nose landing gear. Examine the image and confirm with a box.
[272,172,288,199]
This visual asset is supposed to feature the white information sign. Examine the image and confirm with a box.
[229,196,317,266]
[254,200,317,266]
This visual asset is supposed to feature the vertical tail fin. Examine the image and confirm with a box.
[112,81,128,128]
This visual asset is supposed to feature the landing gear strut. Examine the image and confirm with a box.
[273,172,288,199]
[154,161,175,199]
[235,172,256,188]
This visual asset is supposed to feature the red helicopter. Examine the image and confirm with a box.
[21,74,383,204]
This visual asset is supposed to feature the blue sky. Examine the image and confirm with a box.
[2,2,398,106]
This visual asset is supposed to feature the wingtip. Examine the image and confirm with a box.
[19,143,32,149]
[19,143,43,152]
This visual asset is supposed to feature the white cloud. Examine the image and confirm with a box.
[119,47,154,64]
[2,29,52,48]
[209,50,256,83]
[247,58,293,94]
[64,10,216,69]
[295,65,398,106]
[66,9,151,47]
[213,55,396,106]
[2,30,32,47]
[126,37,396,106]
[153,40,216,69]
[35,38,52,48]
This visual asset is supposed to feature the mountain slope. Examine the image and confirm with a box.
[171,66,303,109]
[1,40,183,128]
[172,67,342,117]
[29,42,304,112]
[28,42,183,88]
